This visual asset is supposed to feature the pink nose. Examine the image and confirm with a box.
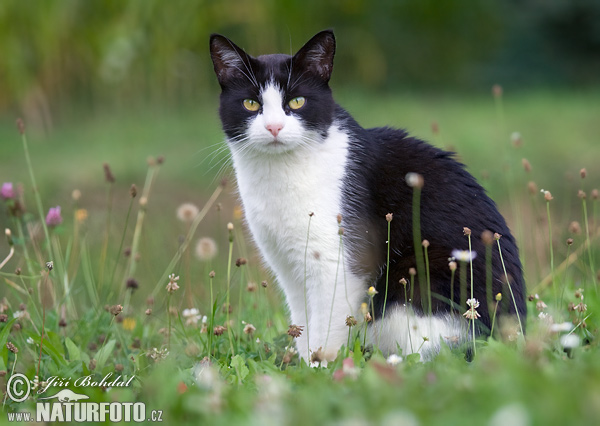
[266,123,283,137]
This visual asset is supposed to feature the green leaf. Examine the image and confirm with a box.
[406,353,422,366]
[0,318,17,352]
[65,337,81,361]
[95,339,116,370]
[230,354,249,384]
[353,337,363,365]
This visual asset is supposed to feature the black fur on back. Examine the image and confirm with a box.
[338,107,526,332]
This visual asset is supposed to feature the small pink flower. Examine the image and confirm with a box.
[1,183,14,200]
[45,206,63,227]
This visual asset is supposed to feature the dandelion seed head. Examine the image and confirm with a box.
[195,237,218,261]
[177,203,199,223]
[405,172,424,189]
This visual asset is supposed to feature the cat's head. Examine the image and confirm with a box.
[210,31,337,154]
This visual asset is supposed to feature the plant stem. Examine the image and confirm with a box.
[581,198,597,291]
[226,237,235,357]
[303,213,313,357]
[496,238,525,337]
[546,200,556,303]
[20,128,52,261]
[467,234,476,356]
[325,232,343,350]
[424,243,431,316]
[411,187,427,313]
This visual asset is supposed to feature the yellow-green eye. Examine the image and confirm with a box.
[289,96,306,110]
[243,99,260,112]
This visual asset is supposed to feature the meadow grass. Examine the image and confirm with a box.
[0,90,600,425]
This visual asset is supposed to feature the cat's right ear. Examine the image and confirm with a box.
[210,34,252,87]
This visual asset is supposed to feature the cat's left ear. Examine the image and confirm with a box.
[293,30,336,83]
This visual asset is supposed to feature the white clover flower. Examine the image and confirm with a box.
[26,337,34,345]
[182,308,202,326]
[386,354,403,366]
[550,322,574,333]
[560,334,580,349]
[466,298,480,309]
[538,312,553,324]
[451,249,477,263]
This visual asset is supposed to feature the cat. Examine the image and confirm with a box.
[209,30,526,362]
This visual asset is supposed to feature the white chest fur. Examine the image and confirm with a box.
[230,123,366,360]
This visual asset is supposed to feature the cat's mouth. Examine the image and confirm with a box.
[267,138,283,146]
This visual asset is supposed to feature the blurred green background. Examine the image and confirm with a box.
[1,0,599,284]
[2,0,600,113]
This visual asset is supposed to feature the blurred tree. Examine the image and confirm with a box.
[0,0,598,117]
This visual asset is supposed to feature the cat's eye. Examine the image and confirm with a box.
[243,99,261,112]
[288,96,306,110]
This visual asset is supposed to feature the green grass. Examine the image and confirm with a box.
[1,89,600,425]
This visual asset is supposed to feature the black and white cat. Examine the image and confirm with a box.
[210,30,526,362]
